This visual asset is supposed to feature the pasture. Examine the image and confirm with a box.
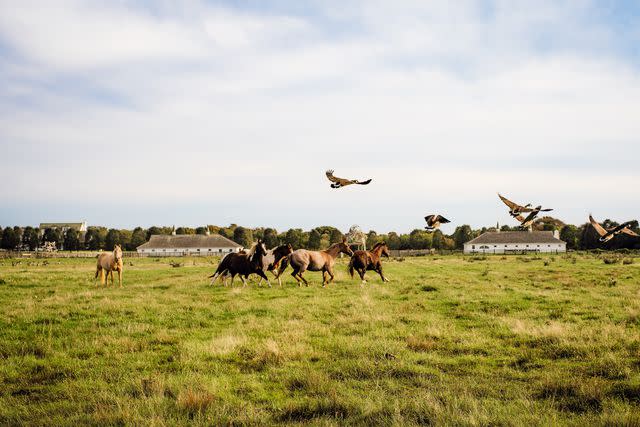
[0,254,639,425]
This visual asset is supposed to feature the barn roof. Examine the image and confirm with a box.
[466,231,565,245]
[137,234,242,250]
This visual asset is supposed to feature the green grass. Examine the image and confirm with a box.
[0,254,639,425]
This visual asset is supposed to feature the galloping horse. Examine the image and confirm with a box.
[349,242,390,284]
[288,238,354,286]
[95,244,123,287]
[257,244,294,286]
[209,240,269,287]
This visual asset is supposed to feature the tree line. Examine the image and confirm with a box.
[1,216,638,252]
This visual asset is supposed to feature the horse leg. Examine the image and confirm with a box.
[377,266,389,283]
[118,268,123,287]
[257,270,271,288]
[326,266,335,285]
[358,268,366,285]
[291,268,301,286]
[110,270,114,287]
[240,275,248,287]
[95,266,100,286]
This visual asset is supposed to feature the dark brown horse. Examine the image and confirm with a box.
[348,242,390,284]
[288,238,354,286]
[208,240,269,287]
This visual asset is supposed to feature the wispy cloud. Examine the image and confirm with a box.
[1,0,639,231]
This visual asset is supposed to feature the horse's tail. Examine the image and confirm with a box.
[348,256,355,279]
[209,253,231,278]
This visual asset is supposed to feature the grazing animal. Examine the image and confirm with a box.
[288,238,354,286]
[424,214,451,231]
[208,240,269,287]
[348,242,390,284]
[95,245,123,287]
[258,244,294,286]
[325,170,372,188]
[589,215,639,242]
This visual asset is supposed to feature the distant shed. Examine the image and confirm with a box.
[136,234,243,256]
[464,230,566,254]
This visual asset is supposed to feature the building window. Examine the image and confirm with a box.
[515,245,518,247]
[152,249,155,252]
[208,249,212,252]
[163,249,166,252]
[526,245,529,247]
[197,249,200,252]
[472,245,475,249]
[219,249,222,252]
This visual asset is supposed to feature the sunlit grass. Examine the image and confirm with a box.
[0,253,639,425]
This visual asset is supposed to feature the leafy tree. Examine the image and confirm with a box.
[42,228,63,249]
[262,228,280,248]
[195,227,208,235]
[453,225,474,249]
[130,227,147,250]
[146,226,169,240]
[329,229,343,244]
[22,226,40,251]
[283,228,305,249]
[1,227,20,250]
[409,229,432,249]
[307,229,322,250]
[85,227,106,250]
[105,229,122,250]
[386,232,401,250]
[432,230,443,250]
[119,229,132,250]
[559,225,579,250]
[366,231,379,249]
[233,227,253,248]
[12,227,23,249]
[176,227,195,235]
[63,228,81,251]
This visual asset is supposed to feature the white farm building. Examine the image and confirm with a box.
[136,234,243,256]
[464,230,566,254]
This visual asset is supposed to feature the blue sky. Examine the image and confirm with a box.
[1,1,639,234]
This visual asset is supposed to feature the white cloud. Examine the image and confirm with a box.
[1,0,639,230]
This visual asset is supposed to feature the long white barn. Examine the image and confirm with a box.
[137,234,243,256]
[464,230,566,254]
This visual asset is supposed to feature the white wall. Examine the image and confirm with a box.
[464,242,566,254]
[137,247,241,256]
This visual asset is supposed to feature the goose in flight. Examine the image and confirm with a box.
[498,193,552,218]
[424,214,451,231]
[589,215,639,242]
[325,170,372,189]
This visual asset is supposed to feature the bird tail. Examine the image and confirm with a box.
[357,179,372,185]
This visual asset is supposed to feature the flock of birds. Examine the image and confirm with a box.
[324,170,638,243]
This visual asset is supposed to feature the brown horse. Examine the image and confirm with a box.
[349,242,390,284]
[209,240,269,287]
[288,238,354,286]
[258,244,294,286]
[95,245,123,287]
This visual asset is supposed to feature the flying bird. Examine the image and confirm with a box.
[589,215,639,242]
[424,214,451,231]
[325,170,372,189]
[514,207,547,228]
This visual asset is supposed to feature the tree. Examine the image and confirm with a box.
[432,230,443,250]
[42,228,62,249]
[329,229,343,244]
[63,228,80,251]
[559,225,579,250]
[409,229,432,249]
[307,229,322,250]
[146,226,168,240]
[176,227,195,235]
[105,229,122,250]
[283,228,305,249]
[233,227,253,248]
[22,226,40,251]
[195,226,208,235]
[1,227,20,250]
[453,225,473,249]
[386,232,401,250]
[85,227,106,250]
[366,231,379,249]
[262,228,279,248]
[130,227,147,250]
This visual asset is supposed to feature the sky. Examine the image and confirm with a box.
[1,0,639,234]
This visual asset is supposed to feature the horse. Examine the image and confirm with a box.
[348,242,390,284]
[257,244,294,286]
[208,240,269,287]
[287,238,354,286]
[95,244,123,287]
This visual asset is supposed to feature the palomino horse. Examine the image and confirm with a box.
[288,238,354,286]
[257,244,293,286]
[95,244,123,287]
[209,240,269,287]
[349,242,390,284]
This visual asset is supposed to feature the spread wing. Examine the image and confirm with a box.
[325,170,341,183]
[588,215,608,237]
[514,214,526,223]
[437,215,451,224]
[424,215,435,224]
[618,221,639,237]
[498,193,531,212]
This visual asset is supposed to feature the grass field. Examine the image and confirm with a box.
[0,253,639,426]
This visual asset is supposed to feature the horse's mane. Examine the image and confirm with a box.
[246,243,259,257]
[372,242,386,250]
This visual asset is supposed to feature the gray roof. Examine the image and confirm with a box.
[137,234,242,250]
[466,231,565,245]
